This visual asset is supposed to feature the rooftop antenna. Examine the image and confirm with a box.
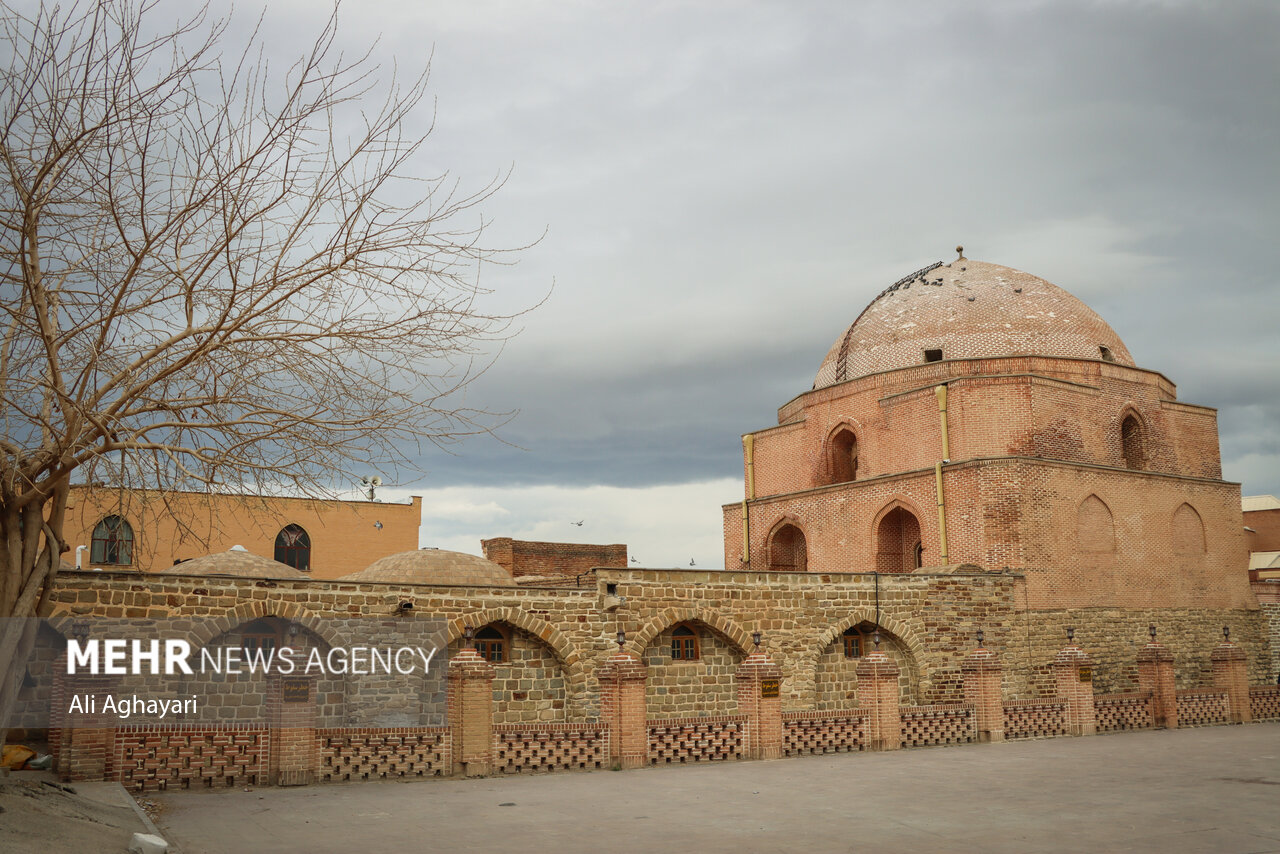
[360,475,382,501]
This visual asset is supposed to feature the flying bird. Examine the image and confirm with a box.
[571,520,584,526]
[689,559,696,566]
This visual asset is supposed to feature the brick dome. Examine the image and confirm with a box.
[343,549,516,586]
[171,549,309,579]
[814,258,1134,389]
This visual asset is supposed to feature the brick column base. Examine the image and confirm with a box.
[1053,646,1097,737]
[1211,642,1251,724]
[736,651,783,760]
[962,647,1004,743]
[448,648,495,777]
[857,651,901,751]
[1136,641,1177,730]
[597,651,648,769]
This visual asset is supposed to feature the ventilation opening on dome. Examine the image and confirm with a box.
[1099,345,1116,363]
[923,349,943,363]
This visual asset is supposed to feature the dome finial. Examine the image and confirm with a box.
[956,245,965,260]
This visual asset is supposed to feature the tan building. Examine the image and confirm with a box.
[62,486,421,580]
[725,256,1256,620]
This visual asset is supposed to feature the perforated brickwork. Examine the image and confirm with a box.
[1174,690,1228,727]
[492,723,605,773]
[1249,687,1280,720]
[1003,699,1068,739]
[781,710,864,755]
[899,704,975,747]
[648,717,746,764]
[1094,692,1153,732]
[316,729,450,782]
[115,727,267,791]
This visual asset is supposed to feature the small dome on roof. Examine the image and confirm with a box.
[171,550,308,579]
[343,549,516,586]
[814,259,1134,389]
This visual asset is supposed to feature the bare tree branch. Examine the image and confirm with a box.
[0,0,536,725]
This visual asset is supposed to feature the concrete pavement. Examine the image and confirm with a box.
[151,723,1280,854]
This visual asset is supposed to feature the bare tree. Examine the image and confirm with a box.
[0,0,529,725]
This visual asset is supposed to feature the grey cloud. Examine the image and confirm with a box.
[242,1,1280,498]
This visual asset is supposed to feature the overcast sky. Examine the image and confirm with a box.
[252,0,1279,566]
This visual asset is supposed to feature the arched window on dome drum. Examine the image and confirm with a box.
[1121,414,1145,470]
[827,427,859,484]
[474,625,507,663]
[671,623,700,660]
[274,524,311,572]
[90,515,133,565]
[875,507,921,574]
[768,523,807,572]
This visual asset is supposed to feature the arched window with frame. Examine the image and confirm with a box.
[90,515,134,565]
[1121,413,1145,470]
[274,524,311,571]
[474,625,508,663]
[671,623,700,661]
[875,506,922,574]
[827,426,859,484]
[767,521,807,572]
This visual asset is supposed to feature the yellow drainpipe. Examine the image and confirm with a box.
[934,385,950,564]
[741,434,755,563]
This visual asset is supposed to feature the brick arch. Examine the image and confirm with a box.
[627,609,753,659]
[801,611,928,705]
[806,610,927,670]
[765,515,808,572]
[822,421,862,484]
[872,498,926,573]
[1118,405,1147,470]
[1077,494,1115,554]
[1172,502,1206,555]
[444,607,583,687]
[190,600,346,651]
[870,497,926,531]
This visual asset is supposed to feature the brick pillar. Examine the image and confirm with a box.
[962,646,1005,743]
[448,647,495,777]
[597,650,648,769]
[1136,640,1178,730]
[52,653,117,782]
[735,650,783,760]
[1053,645,1097,737]
[1211,641,1251,724]
[856,650,901,751]
[268,674,318,786]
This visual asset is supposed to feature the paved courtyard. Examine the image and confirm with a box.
[152,723,1280,854]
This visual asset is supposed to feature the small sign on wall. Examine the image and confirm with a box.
[1078,666,1093,683]
[282,677,311,703]
[761,678,780,698]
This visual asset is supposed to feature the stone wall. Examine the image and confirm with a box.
[643,624,742,718]
[40,564,1273,724]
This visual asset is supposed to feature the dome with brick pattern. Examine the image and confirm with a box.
[171,548,309,579]
[342,549,516,586]
[814,258,1134,389]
